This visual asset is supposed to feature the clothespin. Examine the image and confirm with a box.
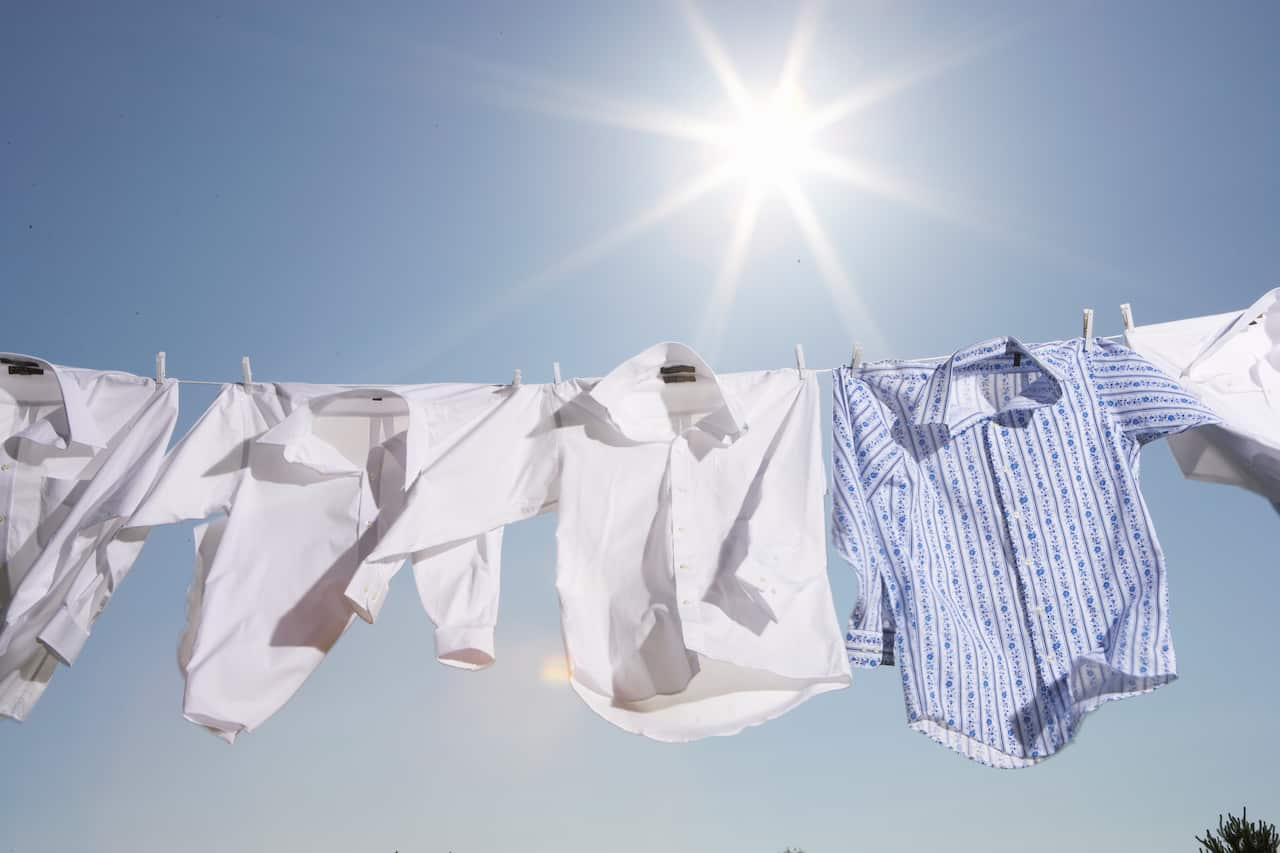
[850,343,864,370]
[794,344,806,376]
[552,361,562,383]
[155,352,166,383]
[1082,308,1094,350]
[241,356,253,386]
[1119,302,1135,331]
[512,368,522,387]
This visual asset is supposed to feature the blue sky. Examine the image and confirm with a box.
[3,1,1278,850]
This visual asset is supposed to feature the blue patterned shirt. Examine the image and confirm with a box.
[832,337,1218,768]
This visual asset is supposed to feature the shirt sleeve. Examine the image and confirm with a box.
[36,387,254,668]
[345,384,558,622]
[409,527,504,669]
[125,384,255,528]
[1086,340,1221,446]
[831,368,896,669]
[5,380,181,667]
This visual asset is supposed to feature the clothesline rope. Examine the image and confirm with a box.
[160,334,1130,386]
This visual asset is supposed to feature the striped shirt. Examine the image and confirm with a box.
[832,336,1218,768]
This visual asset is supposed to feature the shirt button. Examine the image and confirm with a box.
[0,464,9,471]
[678,563,689,571]
[1009,512,1021,523]
[681,599,691,606]
[0,516,5,524]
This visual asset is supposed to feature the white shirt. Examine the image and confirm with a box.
[0,354,179,720]
[127,381,508,741]
[348,343,851,741]
[1126,289,1280,505]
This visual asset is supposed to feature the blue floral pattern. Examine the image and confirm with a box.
[832,337,1218,768]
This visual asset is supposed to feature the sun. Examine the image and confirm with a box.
[410,2,1027,369]
[724,93,816,189]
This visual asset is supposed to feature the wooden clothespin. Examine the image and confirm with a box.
[241,356,253,386]
[850,343,864,370]
[155,352,166,383]
[1119,302,1135,331]
[511,368,523,387]
[1082,308,1094,350]
[552,361,562,383]
[794,344,806,376]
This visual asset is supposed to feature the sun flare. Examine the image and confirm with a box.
[538,655,571,684]
[414,3,1027,369]
[723,94,816,188]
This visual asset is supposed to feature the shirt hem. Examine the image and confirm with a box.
[568,671,849,743]
[904,671,1178,769]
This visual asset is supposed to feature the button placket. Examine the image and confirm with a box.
[0,451,15,566]
[990,424,1065,704]
[669,434,700,618]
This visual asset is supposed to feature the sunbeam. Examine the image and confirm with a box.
[679,0,755,116]
[806,149,972,226]
[698,186,763,359]
[517,163,736,292]
[448,50,732,144]
[806,150,1130,284]
[408,163,738,369]
[407,3,1060,369]
[803,18,1022,135]
[777,0,824,96]
[780,181,887,354]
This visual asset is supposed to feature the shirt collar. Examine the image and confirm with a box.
[1184,288,1280,383]
[4,353,109,450]
[586,342,748,444]
[914,337,1065,434]
[256,387,430,479]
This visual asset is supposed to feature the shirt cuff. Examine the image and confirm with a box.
[435,625,496,670]
[846,628,894,669]
[345,566,391,624]
[38,604,92,666]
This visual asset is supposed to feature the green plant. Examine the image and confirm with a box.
[1197,808,1280,853]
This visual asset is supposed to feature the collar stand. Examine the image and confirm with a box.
[915,337,1065,434]
[587,342,748,444]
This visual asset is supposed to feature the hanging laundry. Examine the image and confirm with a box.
[124,382,507,741]
[0,354,179,720]
[347,342,850,742]
[1125,289,1280,508]
[831,337,1218,768]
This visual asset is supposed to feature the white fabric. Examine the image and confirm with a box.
[127,381,507,741]
[1125,288,1280,505]
[0,353,179,720]
[349,342,850,741]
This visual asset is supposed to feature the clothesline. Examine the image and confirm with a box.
[8,294,1275,766]
[161,334,1130,386]
[158,306,1137,386]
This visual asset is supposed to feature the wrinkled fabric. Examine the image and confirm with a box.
[1126,289,1280,507]
[351,343,850,742]
[832,337,1217,767]
[0,354,178,719]
[127,381,505,741]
